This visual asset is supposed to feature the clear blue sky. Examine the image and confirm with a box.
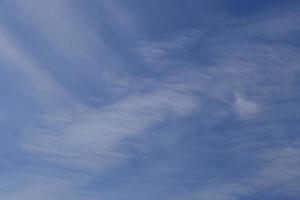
[0,0,300,199]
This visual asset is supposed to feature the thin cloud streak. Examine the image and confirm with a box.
[14,0,106,64]
[0,25,69,102]
[24,85,199,171]
[175,142,300,200]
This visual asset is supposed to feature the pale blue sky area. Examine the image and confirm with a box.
[0,0,300,200]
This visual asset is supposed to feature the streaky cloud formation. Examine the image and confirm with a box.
[24,85,199,170]
[0,0,299,200]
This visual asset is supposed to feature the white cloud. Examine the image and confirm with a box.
[99,0,140,37]
[24,86,199,171]
[14,0,106,63]
[0,25,70,103]
[135,29,206,65]
[0,175,89,200]
[176,142,300,200]
[186,184,252,200]
[259,143,300,194]
[2,2,299,198]
[234,95,260,118]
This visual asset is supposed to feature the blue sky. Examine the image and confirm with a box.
[0,0,300,199]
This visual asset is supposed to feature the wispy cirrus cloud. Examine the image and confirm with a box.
[1,1,300,199]
[175,141,300,200]
[0,25,72,108]
[13,0,106,63]
[0,177,74,200]
[131,7,300,200]
[135,29,206,65]
[234,95,260,118]
[24,84,199,171]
